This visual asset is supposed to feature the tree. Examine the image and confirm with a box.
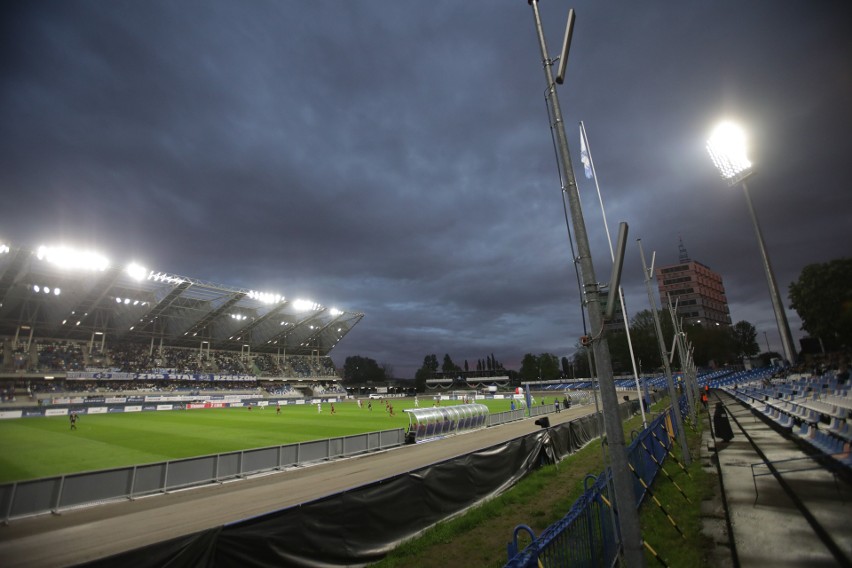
[628,309,673,371]
[442,353,460,375]
[538,353,560,380]
[343,356,385,382]
[571,345,591,378]
[518,353,560,381]
[731,320,760,359]
[683,323,734,367]
[414,354,438,392]
[789,258,852,350]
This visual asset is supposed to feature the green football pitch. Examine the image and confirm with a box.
[0,398,520,484]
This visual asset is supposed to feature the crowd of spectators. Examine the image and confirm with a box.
[2,339,339,378]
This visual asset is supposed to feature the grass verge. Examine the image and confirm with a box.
[374,402,718,568]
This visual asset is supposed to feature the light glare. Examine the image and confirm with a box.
[36,245,109,271]
[126,263,147,281]
[707,121,752,182]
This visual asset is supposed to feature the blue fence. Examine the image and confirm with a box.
[505,406,681,567]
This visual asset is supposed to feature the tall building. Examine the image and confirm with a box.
[655,239,731,327]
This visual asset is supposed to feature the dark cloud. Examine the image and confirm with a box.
[2,1,850,376]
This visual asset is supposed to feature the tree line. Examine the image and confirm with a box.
[342,258,850,386]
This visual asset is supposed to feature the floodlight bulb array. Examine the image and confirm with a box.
[706,122,752,181]
[247,290,283,304]
[126,263,147,281]
[36,245,109,272]
[293,299,321,312]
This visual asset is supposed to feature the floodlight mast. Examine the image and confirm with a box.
[706,122,797,365]
[525,3,644,566]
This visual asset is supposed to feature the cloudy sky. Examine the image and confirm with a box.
[2,1,850,377]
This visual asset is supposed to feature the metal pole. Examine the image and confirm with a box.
[740,181,796,364]
[581,120,646,428]
[638,240,691,466]
[666,296,697,426]
[526,3,644,565]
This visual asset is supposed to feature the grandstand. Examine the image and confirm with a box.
[0,242,363,395]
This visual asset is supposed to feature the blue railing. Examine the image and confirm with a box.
[505,406,682,567]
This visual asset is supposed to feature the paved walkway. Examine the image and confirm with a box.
[702,390,852,568]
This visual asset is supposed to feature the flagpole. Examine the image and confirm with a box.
[580,121,647,428]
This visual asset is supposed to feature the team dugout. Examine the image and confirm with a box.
[404,403,489,443]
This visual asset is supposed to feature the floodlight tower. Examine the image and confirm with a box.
[706,122,796,365]
[525,3,644,566]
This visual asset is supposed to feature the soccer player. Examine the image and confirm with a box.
[276,403,281,415]
[414,395,419,408]
[330,403,336,415]
[317,402,322,414]
[69,411,78,430]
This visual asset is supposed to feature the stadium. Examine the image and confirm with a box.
[2,241,851,567]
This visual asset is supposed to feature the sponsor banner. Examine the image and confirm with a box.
[0,410,23,419]
[257,400,269,407]
[87,397,106,404]
[67,371,136,380]
[142,405,157,411]
[87,407,108,414]
[186,402,227,409]
[127,396,145,403]
[295,399,305,405]
[156,404,173,411]
[108,407,125,413]
[53,397,71,405]
[124,405,142,412]
[45,408,69,417]
[70,397,86,405]
[24,409,45,417]
[105,397,127,404]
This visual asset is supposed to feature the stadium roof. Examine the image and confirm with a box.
[0,243,363,356]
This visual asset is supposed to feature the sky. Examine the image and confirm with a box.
[2,1,850,378]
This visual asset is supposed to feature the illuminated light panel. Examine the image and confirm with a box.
[247,290,283,304]
[329,308,342,316]
[706,121,752,181]
[36,245,109,271]
[126,262,147,281]
[293,299,320,312]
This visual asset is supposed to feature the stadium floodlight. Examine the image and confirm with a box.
[126,263,147,281]
[54,288,61,295]
[706,121,753,185]
[33,285,40,293]
[0,243,9,254]
[293,299,320,312]
[248,290,283,304]
[36,245,109,272]
[706,120,797,365]
[329,307,343,316]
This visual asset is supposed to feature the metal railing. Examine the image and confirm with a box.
[0,428,405,523]
[505,407,680,567]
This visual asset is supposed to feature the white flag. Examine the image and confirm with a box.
[579,128,593,180]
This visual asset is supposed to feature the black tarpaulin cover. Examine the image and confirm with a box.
[78,403,637,567]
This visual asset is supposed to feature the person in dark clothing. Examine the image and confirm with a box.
[713,402,734,442]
